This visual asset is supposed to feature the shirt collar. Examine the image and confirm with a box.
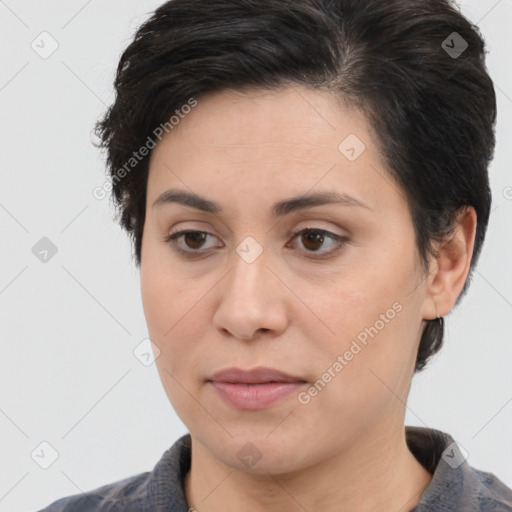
[145,427,510,512]
[406,425,510,511]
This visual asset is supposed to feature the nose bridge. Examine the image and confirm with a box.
[228,235,270,300]
[212,235,286,339]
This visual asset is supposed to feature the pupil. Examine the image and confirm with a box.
[185,232,206,249]
[303,231,323,250]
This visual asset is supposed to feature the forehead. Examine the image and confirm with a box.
[152,86,375,157]
[146,86,402,217]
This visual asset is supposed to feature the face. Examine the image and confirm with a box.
[140,86,431,474]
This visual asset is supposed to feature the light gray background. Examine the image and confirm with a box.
[0,1,511,510]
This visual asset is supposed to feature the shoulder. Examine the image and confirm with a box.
[35,472,151,512]
[470,467,512,511]
[406,426,512,511]
[35,434,192,512]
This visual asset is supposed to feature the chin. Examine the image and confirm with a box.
[201,431,312,475]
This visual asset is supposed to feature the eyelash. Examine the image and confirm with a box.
[162,227,348,259]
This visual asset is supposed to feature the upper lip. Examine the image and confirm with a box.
[208,366,307,384]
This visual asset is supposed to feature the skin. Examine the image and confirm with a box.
[140,85,476,512]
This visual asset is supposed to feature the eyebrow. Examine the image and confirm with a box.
[152,188,371,216]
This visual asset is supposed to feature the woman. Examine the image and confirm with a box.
[38,0,512,510]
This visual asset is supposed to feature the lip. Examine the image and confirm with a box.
[207,366,308,410]
[208,366,307,384]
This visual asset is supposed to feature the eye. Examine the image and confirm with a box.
[287,227,348,258]
[163,230,221,257]
[162,227,348,259]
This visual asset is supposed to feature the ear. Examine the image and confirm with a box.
[422,206,477,320]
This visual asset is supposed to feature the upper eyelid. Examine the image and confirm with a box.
[168,219,347,237]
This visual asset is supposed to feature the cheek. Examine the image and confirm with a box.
[299,308,414,446]
[305,258,420,405]
[140,229,215,337]
[141,277,194,358]
[141,268,209,427]
[140,238,188,338]
[140,254,211,372]
[140,269,170,338]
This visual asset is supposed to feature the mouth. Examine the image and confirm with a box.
[207,366,308,410]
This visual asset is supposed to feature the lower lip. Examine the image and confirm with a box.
[209,381,307,410]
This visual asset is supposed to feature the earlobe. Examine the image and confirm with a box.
[423,206,477,320]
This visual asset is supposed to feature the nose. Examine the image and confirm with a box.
[212,246,289,341]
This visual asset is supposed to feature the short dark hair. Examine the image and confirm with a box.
[93,0,496,372]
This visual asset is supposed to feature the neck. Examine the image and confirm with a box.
[184,423,432,512]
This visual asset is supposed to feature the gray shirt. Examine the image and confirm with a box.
[36,426,512,511]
